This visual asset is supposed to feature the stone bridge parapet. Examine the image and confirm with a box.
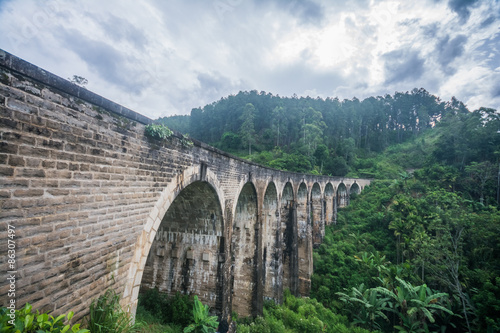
[0,49,370,321]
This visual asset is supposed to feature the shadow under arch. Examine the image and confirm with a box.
[337,182,348,208]
[231,181,259,318]
[281,181,297,296]
[350,182,361,195]
[311,182,323,248]
[262,181,279,303]
[141,181,225,308]
[122,165,225,317]
[324,183,334,225]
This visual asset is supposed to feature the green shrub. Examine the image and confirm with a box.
[236,291,370,333]
[134,305,182,333]
[137,289,164,320]
[0,303,88,333]
[219,131,241,150]
[134,321,182,333]
[180,134,193,148]
[145,124,173,140]
[86,289,134,333]
[235,316,272,333]
[135,305,161,325]
[268,153,312,173]
[168,293,194,326]
[138,289,193,327]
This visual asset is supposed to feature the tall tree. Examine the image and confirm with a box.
[314,144,329,173]
[465,161,496,205]
[272,105,285,147]
[301,107,326,154]
[240,103,256,155]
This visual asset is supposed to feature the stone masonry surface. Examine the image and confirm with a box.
[0,49,371,323]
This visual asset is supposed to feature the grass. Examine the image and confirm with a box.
[86,289,134,333]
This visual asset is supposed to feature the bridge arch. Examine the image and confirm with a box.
[296,182,308,226]
[122,165,225,316]
[337,182,348,208]
[231,181,259,317]
[350,182,361,195]
[141,180,225,308]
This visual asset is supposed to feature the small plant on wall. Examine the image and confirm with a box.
[145,123,173,140]
[180,134,194,148]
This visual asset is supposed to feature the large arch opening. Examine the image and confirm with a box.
[311,183,323,248]
[296,182,311,296]
[231,182,258,317]
[324,183,334,225]
[140,180,224,312]
[262,182,280,303]
[280,182,296,296]
[337,183,348,208]
[350,183,361,197]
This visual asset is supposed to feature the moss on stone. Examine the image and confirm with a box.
[0,72,9,85]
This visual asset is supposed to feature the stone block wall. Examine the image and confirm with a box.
[0,49,371,323]
[0,51,190,320]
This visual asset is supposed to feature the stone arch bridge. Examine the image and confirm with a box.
[0,50,370,321]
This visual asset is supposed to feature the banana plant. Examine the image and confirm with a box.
[336,283,394,331]
[183,296,218,333]
[374,277,453,332]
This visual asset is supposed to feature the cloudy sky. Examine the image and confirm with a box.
[0,0,499,119]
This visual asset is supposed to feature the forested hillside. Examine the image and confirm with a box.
[163,88,455,156]
[160,88,499,203]
[163,89,448,177]
[158,89,500,332]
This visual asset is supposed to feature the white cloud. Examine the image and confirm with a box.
[0,0,499,118]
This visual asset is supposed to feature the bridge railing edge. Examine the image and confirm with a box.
[0,48,153,125]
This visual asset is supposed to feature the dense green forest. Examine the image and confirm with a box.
[158,88,500,332]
